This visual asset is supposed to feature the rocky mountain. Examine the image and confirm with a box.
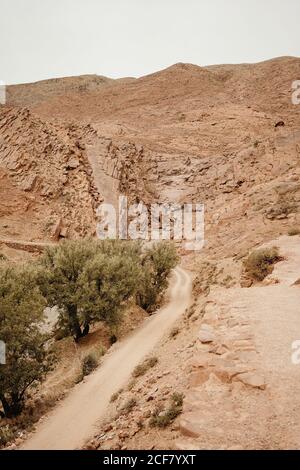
[2,56,299,259]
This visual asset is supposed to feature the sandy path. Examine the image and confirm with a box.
[218,236,300,448]
[236,236,300,448]
[21,266,192,450]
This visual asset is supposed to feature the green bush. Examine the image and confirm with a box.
[82,353,98,376]
[0,425,15,447]
[149,393,184,428]
[137,242,178,312]
[0,264,53,418]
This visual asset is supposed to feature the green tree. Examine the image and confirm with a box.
[39,239,142,341]
[0,264,51,418]
[137,242,179,311]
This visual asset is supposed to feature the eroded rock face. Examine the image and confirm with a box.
[0,107,101,241]
[3,57,300,257]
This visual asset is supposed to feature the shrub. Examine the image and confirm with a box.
[149,393,184,428]
[137,242,178,312]
[82,353,98,376]
[110,389,123,403]
[0,264,53,418]
[132,357,158,378]
[0,425,15,447]
[171,392,184,407]
[169,327,179,339]
[74,371,84,384]
[127,379,136,391]
[288,227,300,236]
[109,334,118,345]
[243,247,281,282]
[186,306,196,319]
[120,397,137,414]
[95,345,106,358]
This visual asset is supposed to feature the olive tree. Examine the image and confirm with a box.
[39,239,142,341]
[0,264,51,418]
[137,242,179,311]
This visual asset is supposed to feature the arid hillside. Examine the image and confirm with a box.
[0,106,103,248]
[2,56,300,451]
[2,56,300,259]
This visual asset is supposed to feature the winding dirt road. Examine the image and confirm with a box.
[21,266,192,450]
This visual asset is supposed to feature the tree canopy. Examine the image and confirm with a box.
[0,264,52,418]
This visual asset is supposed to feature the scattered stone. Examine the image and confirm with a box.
[179,413,203,438]
[103,424,113,432]
[189,370,210,386]
[198,325,216,343]
[240,276,253,288]
[51,218,64,241]
[189,353,210,368]
[66,157,80,169]
[235,372,266,389]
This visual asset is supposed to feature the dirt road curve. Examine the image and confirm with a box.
[21,267,192,450]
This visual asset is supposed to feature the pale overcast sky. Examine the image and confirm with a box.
[0,0,299,84]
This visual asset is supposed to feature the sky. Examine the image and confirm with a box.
[0,0,299,84]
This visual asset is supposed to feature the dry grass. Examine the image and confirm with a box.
[288,227,300,236]
[169,327,179,339]
[132,356,158,378]
[0,394,57,448]
[82,352,99,376]
[127,379,136,391]
[110,388,123,403]
[149,392,184,428]
[243,247,282,282]
[120,397,137,415]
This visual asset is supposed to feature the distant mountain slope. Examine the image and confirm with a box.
[1,56,300,257]
[7,74,117,107]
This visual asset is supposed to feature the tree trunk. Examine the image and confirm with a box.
[67,304,83,342]
[0,394,11,417]
[82,322,90,337]
[0,393,23,418]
